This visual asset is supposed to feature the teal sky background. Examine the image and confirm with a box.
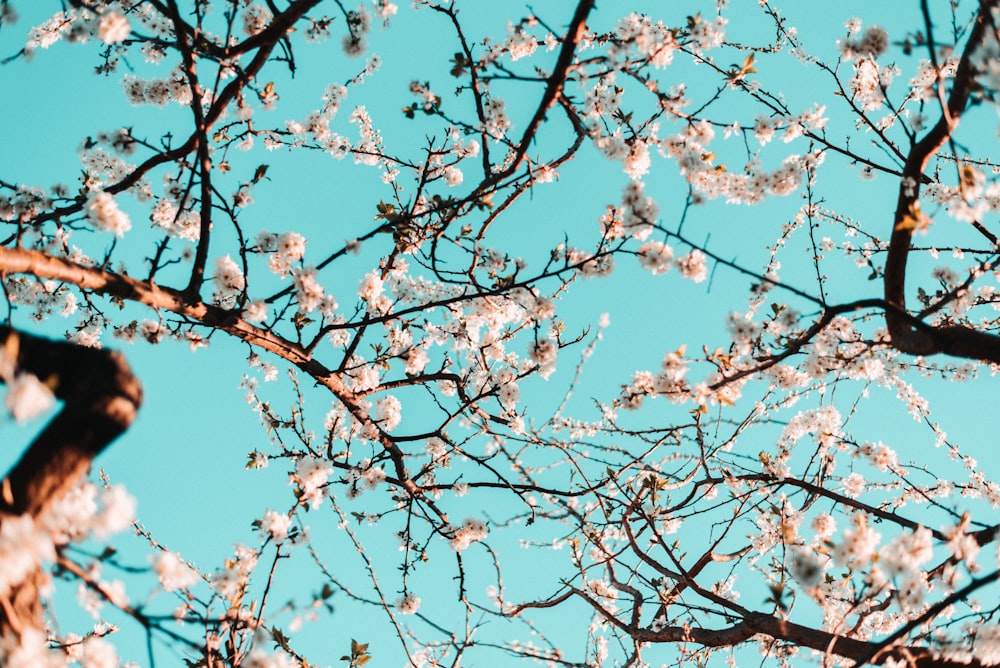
[3,2,1000,666]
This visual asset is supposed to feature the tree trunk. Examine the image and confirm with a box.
[0,326,141,640]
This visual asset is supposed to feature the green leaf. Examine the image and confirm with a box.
[374,200,399,222]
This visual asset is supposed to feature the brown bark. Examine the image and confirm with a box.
[633,612,975,667]
[884,0,1000,365]
[0,326,141,639]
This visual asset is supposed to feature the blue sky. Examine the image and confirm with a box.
[3,1,1000,666]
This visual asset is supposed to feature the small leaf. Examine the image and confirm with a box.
[374,200,399,222]
[450,52,469,77]
[895,201,931,233]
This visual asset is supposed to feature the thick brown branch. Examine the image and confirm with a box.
[884,0,995,360]
[485,0,595,185]
[633,612,975,667]
[0,327,142,516]
[0,247,448,523]
[0,326,142,637]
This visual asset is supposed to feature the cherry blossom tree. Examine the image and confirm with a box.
[3,0,1000,666]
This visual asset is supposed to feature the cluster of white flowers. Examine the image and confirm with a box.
[687,13,727,52]
[342,3,371,57]
[374,394,402,431]
[504,20,538,62]
[344,354,381,392]
[97,10,130,44]
[591,126,657,182]
[857,440,901,472]
[840,472,866,499]
[880,525,934,576]
[321,83,348,117]
[894,378,930,420]
[80,148,144,196]
[121,71,194,107]
[253,230,306,277]
[243,645,297,668]
[3,277,79,323]
[619,181,658,240]
[210,543,258,599]
[134,319,166,344]
[242,3,273,36]
[753,105,828,146]
[619,347,691,409]
[1,627,68,667]
[373,0,398,22]
[0,185,52,223]
[921,165,1000,227]
[85,190,131,236]
[972,625,1000,667]
[395,592,421,614]
[584,578,619,615]
[848,56,888,112]
[908,56,959,102]
[2,371,54,423]
[47,482,137,543]
[150,198,200,241]
[25,6,132,50]
[830,512,880,567]
[293,266,335,315]
[780,405,844,450]
[798,316,882,380]
[583,76,623,122]
[483,96,511,141]
[347,105,382,167]
[839,23,889,60]
[24,12,65,49]
[528,337,557,379]
[154,551,200,592]
[449,128,480,159]
[344,459,387,499]
[0,516,55,602]
[946,514,980,567]
[610,13,677,68]
[128,2,174,40]
[291,456,333,509]
[259,509,292,542]
[358,270,391,314]
[213,255,246,304]
[636,240,673,275]
[675,249,708,282]
[754,405,845,478]
[449,517,487,551]
[0,481,136,658]
[285,109,352,159]
[670,127,823,204]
